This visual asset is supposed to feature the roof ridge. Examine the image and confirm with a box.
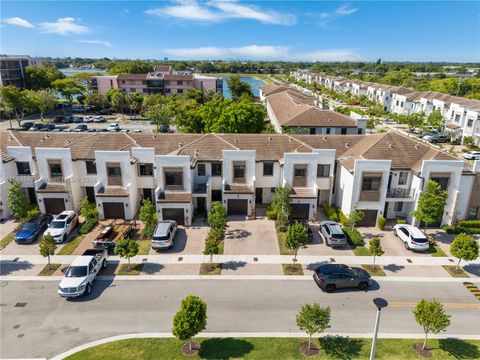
[63,132,97,148]
[287,134,313,152]
[171,133,211,155]
[6,130,22,146]
[213,133,240,150]
[123,132,140,148]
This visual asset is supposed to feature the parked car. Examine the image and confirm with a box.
[463,151,480,160]
[423,133,449,144]
[53,115,64,123]
[63,116,74,123]
[14,214,53,244]
[393,224,429,251]
[319,221,347,247]
[58,101,71,108]
[74,124,88,132]
[83,116,94,123]
[313,264,371,293]
[28,123,45,131]
[43,124,56,131]
[72,104,84,112]
[19,122,34,131]
[107,123,120,132]
[73,116,83,123]
[93,116,105,123]
[58,249,108,297]
[96,109,112,115]
[151,221,177,250]
[44,211,79,243]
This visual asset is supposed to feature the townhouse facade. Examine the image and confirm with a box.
[2,130,480,228]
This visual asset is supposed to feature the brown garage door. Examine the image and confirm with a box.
[291,203,310,220]
[162,208,185,225]
[44,198,66,214]
[357,210,378,227]
[227,199,248,215]
[103,202,125,219]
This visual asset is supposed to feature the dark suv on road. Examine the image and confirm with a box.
[313,264,371,292]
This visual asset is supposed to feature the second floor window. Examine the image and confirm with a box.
[431,176,449,191]
[233,162,245,181]
[467,119,474,127]
[362,176,381,191]
[197,163,205,176]
[85,161,97,174]
[211,162,222,176]
[107,164,122,186]
[16,161,31,175]
[165,169,183,189]
[263,162,274,176]
[317,164,330,178]
[48,161,63,178]
[398,171,408,185]
[138,163,153,176]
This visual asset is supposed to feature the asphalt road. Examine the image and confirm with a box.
[1,279,479,359]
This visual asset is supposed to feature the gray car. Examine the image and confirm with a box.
[313,264,371,292]
[319,221,347,247]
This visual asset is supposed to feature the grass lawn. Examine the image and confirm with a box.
[442,265,470,278]
[64,337,480,360]
[428,245,448,257]
[217,241,224,255]
[200,263,222,275]
[56,235,85,255]
[361,264,386,276]
[353,246,371,256]
[38,263,62,276]
[276,228,294,255]
[136,239,151,255]
[282,263,304,276]
[0,232,14,250]
[117,264,143,275]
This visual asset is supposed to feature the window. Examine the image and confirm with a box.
[166,88,171,93]
[398,171,408,185]
[263,162,274,176]
[317,164,330,178]
[211,162,222,176]
[293,165,307,187]
[431,176,449,191]
[164,168,183,188]
[85,161,97,174]
[294,167,306,177]
[16,162,31,175]
[197,163,205,176]
[130,88,136,92]
[178,81,183,85]
[233,162,245,181]
[48,161,63,178]
[177,89,183,94]
[138,163,153,176]
[394,202,404,212]
[362,176,381,191]
[107,164,122,186]
[326,128,331,134]
[455,114,460,122]
[467,119,474,127]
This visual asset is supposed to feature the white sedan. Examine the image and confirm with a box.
[463,151,480,160]
[83,116,94,123]
[393,224,430,251]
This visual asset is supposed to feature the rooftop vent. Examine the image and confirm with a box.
[234,138,239,144]
[388,143,394,149]
[415,144,420,149]
[65,139,71,145]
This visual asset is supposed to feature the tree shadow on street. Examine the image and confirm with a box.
[318,336,364,360]
[198,338,254,359]
[439,338,480,359]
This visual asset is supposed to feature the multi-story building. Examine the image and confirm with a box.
[1,130,479,227]
[0,55,43,88]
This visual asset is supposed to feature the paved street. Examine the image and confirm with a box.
[1,278,479,359]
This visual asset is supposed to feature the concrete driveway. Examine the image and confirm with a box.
[298,223,354,256]
[224,218,279,255]
[1,229,79,256]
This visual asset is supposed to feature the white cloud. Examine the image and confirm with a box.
[316,4,358,27]
[146,0,295,25]
[77,39,112,47]
[4,17,35,29]
[39,17,89,35]
[335,5,358,16]
[295,49,364,62]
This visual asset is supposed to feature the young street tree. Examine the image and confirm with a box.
[285,222,308,271]
[413,298,451,350]
[139,198,156,238]
[145,103,171,132]
[296,303,331,351]
[207,201,227,231]
[114,238,139,269]
[412,180,448,232]
[26,90,57,121]
[369,237,384,271]
[271,187,292,231]
[111,90,129,119]
[450,233,479,271]
[39,234,57,270]
[203,237,219,267]
[172,295,207,352]
[426,109,444,131]
[7,179,30,222]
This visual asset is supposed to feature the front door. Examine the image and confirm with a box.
[255,188,263,204]
[197,197,206,214]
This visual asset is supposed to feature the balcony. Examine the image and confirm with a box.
[386,188,415,199]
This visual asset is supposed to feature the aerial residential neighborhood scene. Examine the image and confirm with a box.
[1,0,480,359]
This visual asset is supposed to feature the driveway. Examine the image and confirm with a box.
[298,223,354,256]
[1,229,78,256]
[224,217,279,255]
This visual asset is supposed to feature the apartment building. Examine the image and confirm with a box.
[1,130,479,227]
[0,55,43,88]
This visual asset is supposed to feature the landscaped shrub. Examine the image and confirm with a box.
[457,220,480,228]
[343,227,364,247]
[322,202,338,222]
[266,206,277,220]
[79,217,97,235]
[396,219,407,224]
[442,223,480,235]
[338,209,349,227]
[376,216,386,230]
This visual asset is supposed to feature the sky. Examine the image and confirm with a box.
[1,1,479,62]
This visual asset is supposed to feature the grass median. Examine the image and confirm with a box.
[56,235,85,255]
[0,232,14,250]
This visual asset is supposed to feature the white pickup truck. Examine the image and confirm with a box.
[58,249,108,298]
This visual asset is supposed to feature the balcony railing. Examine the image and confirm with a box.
[386,188,415,199]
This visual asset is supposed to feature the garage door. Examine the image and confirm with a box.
[162,208,185,225]
[291,204,310,220]
[103,202,125,219]
[357,210,378,227]
[44,198,66,214]
[227,199,248,215]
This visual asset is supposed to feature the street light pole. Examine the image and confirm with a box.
[370,297,388,360]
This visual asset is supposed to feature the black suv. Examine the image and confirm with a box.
[313,264,371,292]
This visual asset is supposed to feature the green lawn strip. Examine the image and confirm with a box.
[38,263,62,276]
[0,232,14,250]
[199,263,222,275]
[353,246,371,256]
[442,265,470,278]
[343,227,371,256]
[117,264,143,275]
[428,245,448,257]
[64,337,480,360]
[276,229,294,255]
[361,264,386,276]
[282,263,304,276]
[56,235,85,255]
[136,239,151,255]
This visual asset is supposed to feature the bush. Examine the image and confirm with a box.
[266,207,277,220]
[79,218,98,234]
[322,202,338,222]
[457,220,480,228]
[396,219,407,224]
[338,209,349,227]
[343,227,364,247]
[377,216,386,230]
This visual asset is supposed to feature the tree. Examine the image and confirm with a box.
[412,180,448,232]
[296,304,331,350]
[52,78,85,101]
[114,238,139,269]
[413,299,451,350]
[24,65,65,90]
[0,86,31,126]
[426,109,443,131]
[203,237,219,266]
[348,203,364,229]
[7,179,30,222]
[271,187,292,231]
[463,136,475,148]
[450,233,479,271]
[128,92,143,118]
[226,75,253,99]
[109,60,153,75]
[285,222,308,271]
[85,93,110,111]
[26,90,57,121]
[145,103,171,131]
[369,238,384,270]
[139,199,156,238]
[39,234,57,270]
[207,202,227,231]
[404,112,425,132]
[172,295,207,352]
[79,197,99,234]
[174,99,205,133]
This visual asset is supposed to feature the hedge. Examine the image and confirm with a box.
[443,225,480,235]
[322,202,338,222]
[79,218,98,235]
[457,220,480,228]
[343,227,364,247]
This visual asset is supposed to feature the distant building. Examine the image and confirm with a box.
[0,55,43,88]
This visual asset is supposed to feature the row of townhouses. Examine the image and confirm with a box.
[1,130,480,227]
[259,83,367,135]
[91,65,223,96]
[291,70,480,144]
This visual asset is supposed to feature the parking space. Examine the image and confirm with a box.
[0,229,78,256]
[224,218,279,255]
[298,223,354,256]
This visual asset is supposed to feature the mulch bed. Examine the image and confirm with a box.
[181,341,200,356]
[412,343,432,357]
[300,341,319,357]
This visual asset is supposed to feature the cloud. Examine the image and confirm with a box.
[39,17,89,35]
[335,5,358,16]
[294,49,364,62]
[316,4,358,27]
[4,17,35,28]
[146,0,295,25]
[77,39,112,47]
